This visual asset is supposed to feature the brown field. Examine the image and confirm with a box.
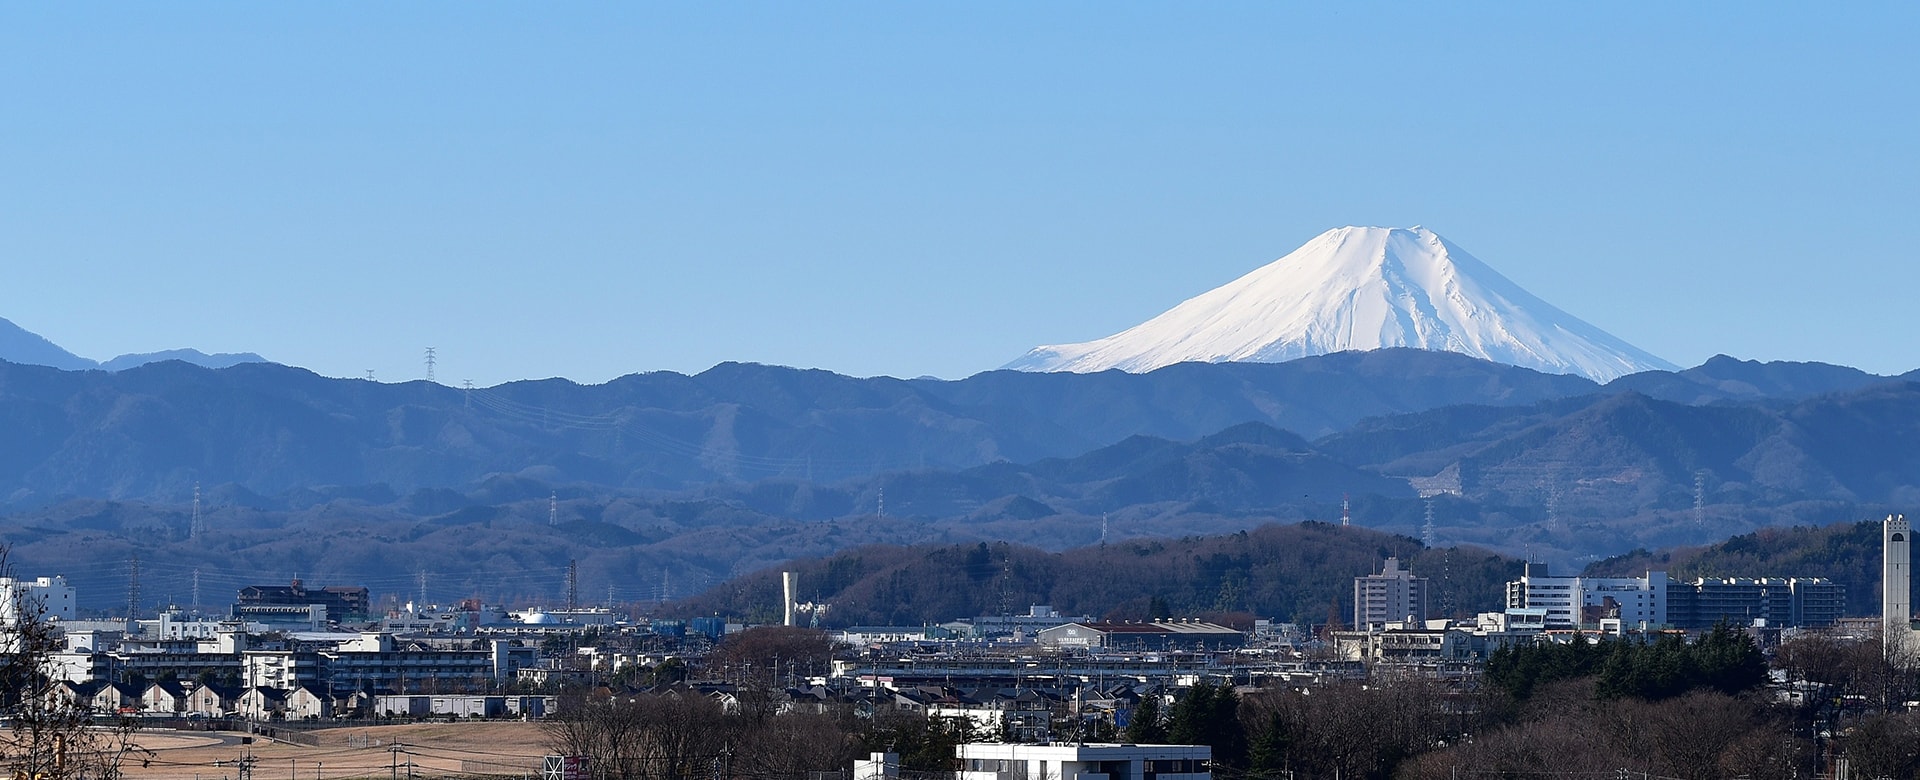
[108,722,555,780]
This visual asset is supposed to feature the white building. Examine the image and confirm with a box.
[1505,563,1666,629]
[1886,514,1913,661]
[957,743,1211,780]
[1353,557,1428,630]
[0,576,76,625]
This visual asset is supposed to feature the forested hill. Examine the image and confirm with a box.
[1585,517,1892,615]
[667,522,1523,628]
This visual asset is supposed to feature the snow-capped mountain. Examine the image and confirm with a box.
[1005,226,1676,382]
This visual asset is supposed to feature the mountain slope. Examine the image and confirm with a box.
[99,349,268,372]
[0,317,94,371]
[0,350,1595,504]
[1007,226,1676,382]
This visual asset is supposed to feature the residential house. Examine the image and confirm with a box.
[140,680,190,715]
[184,683,241,717]
[287,685,333,719]
[237,686,288,719]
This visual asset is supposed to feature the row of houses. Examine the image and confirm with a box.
[53,678,552,721]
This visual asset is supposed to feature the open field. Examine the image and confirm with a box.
[113,722,552,780]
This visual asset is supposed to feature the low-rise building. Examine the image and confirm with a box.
[957,743,1211,780]
[1036,621,1243,651]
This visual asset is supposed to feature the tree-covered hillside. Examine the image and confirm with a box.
[669,522,1522,627]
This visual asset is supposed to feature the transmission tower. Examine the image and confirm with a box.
[877,487,885,519]
[416,571,428,607]
[463,379,473,408]
[365,369,375,382]
[549,492,559,526]
[191,568,201,613]
[1694,470,1707,527]
[1342,493,1351,527]
[566,560,579,613]
[1421,496,1436,548]
[424,347,436,383]
[190,482,203,540]
[126,555,141,619]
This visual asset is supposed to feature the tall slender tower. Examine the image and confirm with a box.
[1886,514,1912,662]
[782,572,797,627]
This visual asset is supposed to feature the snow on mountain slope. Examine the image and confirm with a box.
[1005,226,1676,382]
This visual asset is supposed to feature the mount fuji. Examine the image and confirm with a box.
[1005,226,1676,382]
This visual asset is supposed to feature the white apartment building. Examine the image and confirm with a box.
[1354,557,1429,630]
[957,743,1211,780]
[1505,563,1667,629]
[0,575,76,626]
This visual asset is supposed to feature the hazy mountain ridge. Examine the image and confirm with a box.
[0,350,1915,611]
[0,316,265,373]
[0,350,1600,504]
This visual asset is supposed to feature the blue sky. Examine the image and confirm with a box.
[3,4,1916,385]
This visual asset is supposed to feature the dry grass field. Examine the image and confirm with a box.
[109,722,555,780]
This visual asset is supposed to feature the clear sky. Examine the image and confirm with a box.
[3,4,1916,386]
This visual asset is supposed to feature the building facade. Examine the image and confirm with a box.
[0,576,76,625]
[1505,564,1666,629]
[1354,557,1429,630]
[957,743,1211,780]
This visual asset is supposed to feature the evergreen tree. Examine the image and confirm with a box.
[1123,694,1167,744]
[1247,712,1289,780]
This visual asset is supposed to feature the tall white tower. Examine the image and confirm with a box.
[1886,514,1912,662]
[782,571,797,627]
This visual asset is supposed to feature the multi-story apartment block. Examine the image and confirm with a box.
[1353,557,1429,630]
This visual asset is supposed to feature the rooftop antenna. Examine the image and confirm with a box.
[1342,494,1351,527]
[424,347,436,383]
[549,492,559,526]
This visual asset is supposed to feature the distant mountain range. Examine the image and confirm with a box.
[1007,226,1675,382]
[0,316,265,373]
[0,348,1917,612]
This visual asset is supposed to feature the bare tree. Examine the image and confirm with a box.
[0,548,144,779]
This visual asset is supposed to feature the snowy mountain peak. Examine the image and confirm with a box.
[1004,226,1675,382]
